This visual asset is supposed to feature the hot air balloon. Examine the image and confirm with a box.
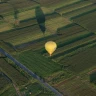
[45,41,57,56]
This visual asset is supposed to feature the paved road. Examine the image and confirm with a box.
[0,48,63,96]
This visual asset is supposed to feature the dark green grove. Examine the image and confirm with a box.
[90,71,96,83]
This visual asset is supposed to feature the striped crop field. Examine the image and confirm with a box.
[0,58,28,86]
[16,50,61,77]
[0,74,17,96]
[20,81,55,96]
[3,7,53,24]
[16,23,93,52]
[0,24,55,46]
[0,86,17,96]
[16,23,86,50]
[0,12,71,46]
[58,46,96,73]
[0,0,96,96]
[15,22,96,74]
[0,72,11,93]
[0,6,54,32]
[0,0,39,15]
[73,11,96,33]
[55,0,93,15]
[40,31,94,55]
[36,0,80,10]
[62,4,96,19]
[51,34,96,59]
[55,76,96,96]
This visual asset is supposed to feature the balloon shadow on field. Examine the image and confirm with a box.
[35,6,46,35]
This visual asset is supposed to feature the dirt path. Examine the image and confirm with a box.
[13,82,22,96]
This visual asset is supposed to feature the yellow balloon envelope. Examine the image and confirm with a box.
[45,41,57,56]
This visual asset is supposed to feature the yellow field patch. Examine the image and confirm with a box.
[45,17,72,32]
[0,22,13,32]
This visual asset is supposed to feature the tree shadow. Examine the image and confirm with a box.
[13,7,19,19]
[35,6,46,34]
[0,15,4,20]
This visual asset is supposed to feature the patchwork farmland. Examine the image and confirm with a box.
[0,0,96,96]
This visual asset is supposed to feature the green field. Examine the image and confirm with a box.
[0,58,55,96]
[0,73,10,93]
[0,0,96,96]
[0,71,17,96]
[20,81,55,96]
[0,58,28,86]
[1,86,17,96]
[16,50,60,77]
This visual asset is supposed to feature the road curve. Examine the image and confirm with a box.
[0,48,63,96]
